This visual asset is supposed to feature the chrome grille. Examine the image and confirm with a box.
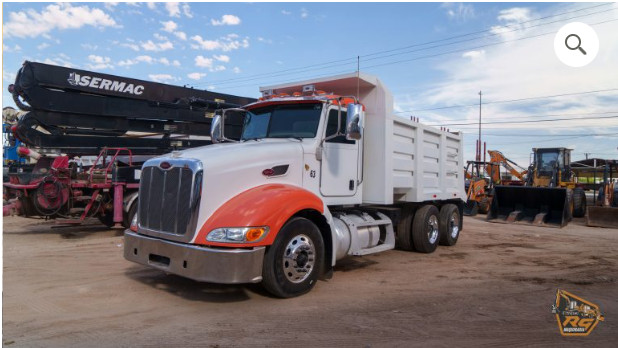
[138,158,202,241]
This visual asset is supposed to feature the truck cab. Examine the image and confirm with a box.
[124,73,466,297]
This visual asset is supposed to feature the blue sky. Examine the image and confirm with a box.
[2,2,618,165]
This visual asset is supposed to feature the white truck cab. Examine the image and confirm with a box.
[124,73,465,297]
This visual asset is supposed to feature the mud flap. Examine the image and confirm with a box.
[586,207,618,228]
[487,186,570,228]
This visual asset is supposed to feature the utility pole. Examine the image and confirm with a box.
[478,91,482,162]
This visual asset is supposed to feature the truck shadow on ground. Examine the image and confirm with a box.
[2,219,123,239]
[124,266,273,303]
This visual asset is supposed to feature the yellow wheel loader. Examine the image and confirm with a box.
[487,148,587,228]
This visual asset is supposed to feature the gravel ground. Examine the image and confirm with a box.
[2,215,617,347]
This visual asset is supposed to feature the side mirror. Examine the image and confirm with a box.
[346,103,363,141]
[210,114,223,143]
[210,108,245,143]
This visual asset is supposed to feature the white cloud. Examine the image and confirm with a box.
[136,55,155,64]
[174,31,187,40]
[141,40,173,51]
[161,20,177,32]
[195,55,213,68]
[3,69,17,83]
[126,2,140,7]
[182,3,193,18]
[462,50,485,59]
[3,3,118,38]
[37,43,50,50]
[154,33,169,41]
[497,7,532,22]
[187,72,206,80]
[233,67,241,74]
[213,55,230,63]
[147,3,156,10]
[121,42,140,51]
[281,10,291,15]
[211,14,241,26]
[257,37,273,44]
[149,74,175,83]
[442,3,475,22]
[104,3,119,11]
[172,60,181,67]
[159,58,170,65]
[81,43,98,50]
[165,3,180,17]
[213,65,226,72]
[118,59,137,67]
[395,4,618,165]
[490,7,534,40]
[191,34,249,52]
[87,54,113,69]
[3,44,22,53]
[301,8,309,19]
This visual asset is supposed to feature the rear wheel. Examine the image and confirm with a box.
[439,204,461,246]
[412,205,440,253]
[572,187,586,218]
[396,205,414,251]
[261,217,324,298]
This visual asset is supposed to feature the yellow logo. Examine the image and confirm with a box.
[552,289,604,336]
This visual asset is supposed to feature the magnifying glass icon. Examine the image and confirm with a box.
[565,34,587,55]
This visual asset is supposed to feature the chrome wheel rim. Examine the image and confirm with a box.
[427,215,439,244]
[283,234,315,283]
[449,212,460,239]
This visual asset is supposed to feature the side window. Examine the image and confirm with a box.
[325,109,355,144]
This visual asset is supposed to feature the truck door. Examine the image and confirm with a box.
[320,107,359,196]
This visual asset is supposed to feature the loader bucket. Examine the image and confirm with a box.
[487,186,570,228]
[586,207,618,229]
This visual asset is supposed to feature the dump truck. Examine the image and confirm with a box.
[124,73,466,297]
[487,147,586,227]
[3,61,254,227]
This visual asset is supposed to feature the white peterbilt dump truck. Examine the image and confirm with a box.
[124,73,465,297]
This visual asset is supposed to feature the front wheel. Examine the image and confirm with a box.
[261,217,324,298]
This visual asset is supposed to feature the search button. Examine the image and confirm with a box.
[554,22,598,67]
[565,34,586,55]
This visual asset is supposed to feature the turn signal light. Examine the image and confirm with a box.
[245,227,266,242]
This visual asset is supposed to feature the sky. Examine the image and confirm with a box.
[2,2,618,166]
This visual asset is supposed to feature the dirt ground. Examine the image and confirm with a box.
[2,215,617,347]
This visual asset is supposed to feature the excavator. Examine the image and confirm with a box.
[587,162,618,228]
[487,147,587,227]
[463,150,527,216]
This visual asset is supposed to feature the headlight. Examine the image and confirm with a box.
[206,226,269,243]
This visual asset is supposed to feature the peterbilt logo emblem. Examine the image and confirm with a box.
[67,72,144,95]
[159,162,172,169]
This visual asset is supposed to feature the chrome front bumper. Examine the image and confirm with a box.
[124,230,265,284]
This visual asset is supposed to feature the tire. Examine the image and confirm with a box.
[261,217,324,298]
[572,188,586,218]
[98,212,115,228]
[478,197,490,214]
[412,205,440,253]
[439,204,461,246]
[123,200,138,228]
[396,205,414,251]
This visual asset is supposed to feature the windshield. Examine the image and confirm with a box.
[241,103,322,140]
[536,150,563,173]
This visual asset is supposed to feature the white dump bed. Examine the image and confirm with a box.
[260,73,465,205]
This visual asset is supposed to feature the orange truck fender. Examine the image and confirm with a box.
[194,183,329,248]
